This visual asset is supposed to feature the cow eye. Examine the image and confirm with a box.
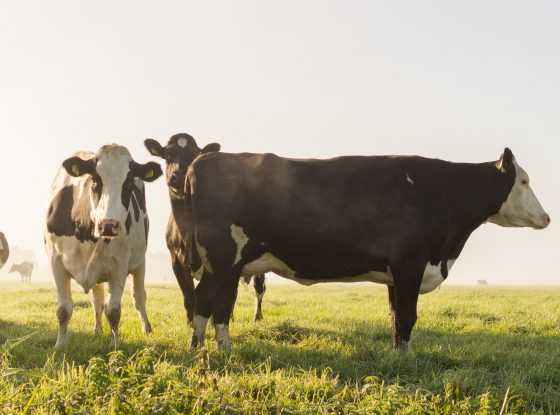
[521,179,528,186]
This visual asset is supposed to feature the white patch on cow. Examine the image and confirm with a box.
[243,252,454,294]
[406,173,414,185]
[177,137,188,148]
[230,225,249,265]
[242,253,394,286]
[195,234,213,273]
[488,159,550,229]
[193,314,209,345]
[419,260,455,294]
[215,324,231,350]
[93,146,134,236]
[192,265,204,281]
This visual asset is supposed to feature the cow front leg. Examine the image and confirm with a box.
[91,284,105,335]
[387,285,398,347]
[105,276,126,349]
[131,263,152,334]
[390,262,423,353]
[172,256,196,327]
[52,258,73,351]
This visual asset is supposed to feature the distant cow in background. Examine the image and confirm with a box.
[45,144,162,350]
[0,232,9,269]
[477,280,489,286]
[9,262,33,283]
[144,133,268,325]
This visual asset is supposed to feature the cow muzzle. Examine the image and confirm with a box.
[98,219,121,238]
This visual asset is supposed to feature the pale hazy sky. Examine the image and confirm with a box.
[0,1,558,284]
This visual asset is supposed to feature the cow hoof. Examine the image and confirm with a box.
[143,324,153,335]
[397,341,412,353]
[190,334,204,350]
[93,327,103,336]
[54,340,67,351]
[254,314,263,322]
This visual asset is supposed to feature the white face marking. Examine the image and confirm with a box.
[230,225,249,265]
[406,173,414,185]
[177,137,188,148]
[488,159,549,229]
[91,147,133,237]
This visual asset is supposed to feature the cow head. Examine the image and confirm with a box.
[144,133,220,198]
[488,148,550,229]
[62,145,162,239]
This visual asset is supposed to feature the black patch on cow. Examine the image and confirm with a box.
[144,217,149,244]
[47,183,98,243]
[0,232,9,266]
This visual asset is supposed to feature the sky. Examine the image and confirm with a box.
[0,1,558,285]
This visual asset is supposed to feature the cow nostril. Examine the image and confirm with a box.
[545,214,551,225]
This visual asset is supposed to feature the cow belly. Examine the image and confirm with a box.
[241,252,394,286]
[242,252,454,291]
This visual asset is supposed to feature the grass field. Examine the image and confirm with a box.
[0,281,558,414]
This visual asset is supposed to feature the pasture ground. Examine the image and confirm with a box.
[0,282,558,414]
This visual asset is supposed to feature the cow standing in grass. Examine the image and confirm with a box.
[144,133,267,325]
[0,232,8,270]
[45,145,162,350]
[9,262,33,283]
[185,148,550,351]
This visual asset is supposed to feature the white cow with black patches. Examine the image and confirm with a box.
[0,232,9,270]
[44,145,162,350]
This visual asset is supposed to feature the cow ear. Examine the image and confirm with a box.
[63,156,97,177]
[144,139,166,159]
[201,143,221,154]
[132,161,163,182]
[496,147,515,173]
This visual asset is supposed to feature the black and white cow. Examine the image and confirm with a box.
[9,261,33,283]
[144,133,267,324]
[45,145,162,350]
[185,148,550,351]
[0,232,8,270]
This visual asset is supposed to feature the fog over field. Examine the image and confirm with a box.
[0,1,558,285]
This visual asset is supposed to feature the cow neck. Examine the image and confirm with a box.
[169,192,191,235]
[443,161,515,235]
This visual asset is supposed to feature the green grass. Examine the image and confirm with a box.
[0,282,559,414]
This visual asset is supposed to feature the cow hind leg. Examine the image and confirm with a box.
[253,274,266,322]
[131,264,152,334]
[212,270,242,351]
[389,262,424,353]
[52,259,73,351]
[191,272,214,349]
[91,284,105,335]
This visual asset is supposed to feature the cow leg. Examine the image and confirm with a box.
[253,274,266,322]
[105,276,126,349]
[387,285,398,347]
[212,270,241,351]
[52,259,73,351]
[191,271,214,349]
[390,262,423,353]
[172,256,196,327]
[91,284,105,335]
[131,263,152,334]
